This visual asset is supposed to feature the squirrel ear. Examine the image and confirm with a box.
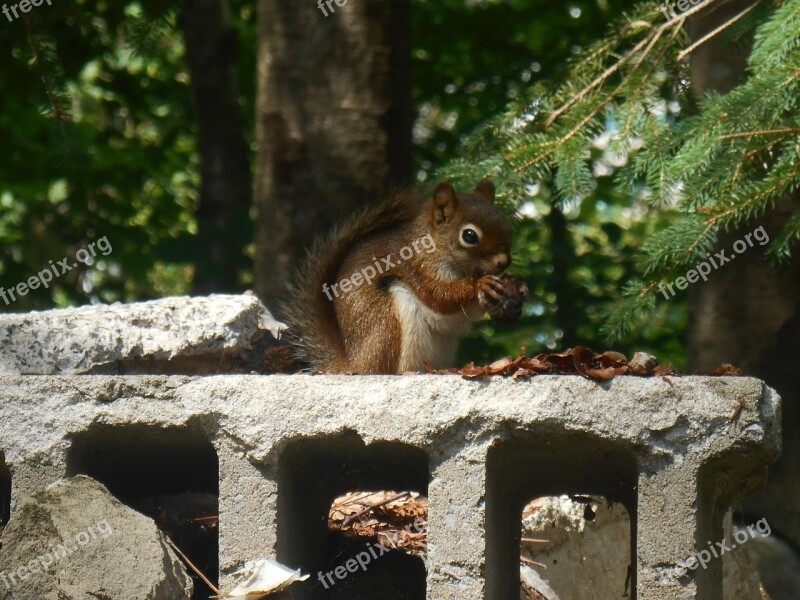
[432,182,459,224]
[474,179,496,202]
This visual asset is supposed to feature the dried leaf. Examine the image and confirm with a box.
[597,351,628,367]
[541,351,575,370]
[213,559,309,599]
[629,352,658,375]
[513,368,536,380]
[654,365,680,376]
[329,492,428,558]
[459,363,490,379]
[572,346,616,381]
[489,356,514,372]
[702,363,744,376]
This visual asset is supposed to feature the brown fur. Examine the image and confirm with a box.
[284,181,513,373]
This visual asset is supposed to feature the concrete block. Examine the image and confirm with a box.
[0,294,283,375]
[0,295,781,599]
[0,373,781,599]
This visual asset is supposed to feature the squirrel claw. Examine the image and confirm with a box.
[477,275,505,307]
[479,275,528,325]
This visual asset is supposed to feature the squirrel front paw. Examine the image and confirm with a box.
[478,275,528,325]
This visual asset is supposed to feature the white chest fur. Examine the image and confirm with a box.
[389,282,479,372]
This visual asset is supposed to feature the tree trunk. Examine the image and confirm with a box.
[253,0,413,312]
[688,0,800,549]
[180,0,252,294]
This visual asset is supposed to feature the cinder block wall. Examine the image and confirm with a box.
[0,296,782,600]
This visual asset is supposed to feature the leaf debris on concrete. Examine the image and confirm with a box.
[426,346,675,380]
[427,346,742,381]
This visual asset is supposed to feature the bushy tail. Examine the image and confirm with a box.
[283,188,422,372]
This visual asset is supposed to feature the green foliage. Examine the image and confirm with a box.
[441,0,799,363]
[429,0,690,364]
[0,1,199,310]
[0,0,257,312]
[605,0,800,339]
[412,0,632,182]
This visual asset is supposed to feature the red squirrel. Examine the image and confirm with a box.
[285,180,527,373]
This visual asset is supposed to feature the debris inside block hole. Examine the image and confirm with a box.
[329,491,429,558]
[213,558,309,599]
[325,492,571,600]
[520,495,632,600]
[134,492,220,600]
[146,503,310,600]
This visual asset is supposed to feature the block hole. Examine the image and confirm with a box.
[696,452,777,600]
[486,434,638,600]
[520,494,632,599]
[65,425,219,600]
[277,434,427,600]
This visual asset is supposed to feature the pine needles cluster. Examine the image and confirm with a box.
[439,0,800,342]
[21,19,72,132]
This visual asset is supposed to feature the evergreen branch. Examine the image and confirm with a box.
[638,216,718,274]
[543,30,657,128]
[767,211,800,262]
[719,69,800,132]
[676,1,760,61]
[719,127,800,140]
[544,0,718,128]
[440,0,798,344]
[21,14,71,152]
[576,37,619,72]
[741,134,793,160]
[622,23,686,137]
[515,24,683,175]
[601,280,660,341]
[705,156,798,227]
[657,67,799,195]
[749,0,800,68]
[677,144,763,207]
[125,8,179,59]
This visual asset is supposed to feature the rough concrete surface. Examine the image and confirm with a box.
[0,475,192,600]
[0,294,284,375]
[0,373,781,600]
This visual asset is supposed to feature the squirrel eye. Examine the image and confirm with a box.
[460,227,480,246]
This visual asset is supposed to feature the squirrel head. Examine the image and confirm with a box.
[424,179,513,279]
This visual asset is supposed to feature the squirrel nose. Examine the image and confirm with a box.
[493,253,510,271]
